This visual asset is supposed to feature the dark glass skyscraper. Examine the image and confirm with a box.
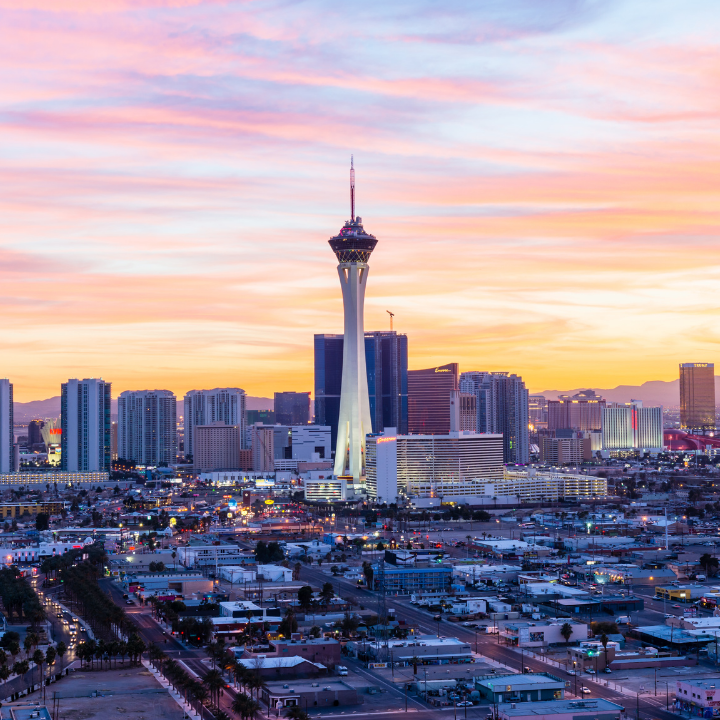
[274,392,311,425]
[314,334,344,449]
[314,331,408,451]
[365,331,408,436]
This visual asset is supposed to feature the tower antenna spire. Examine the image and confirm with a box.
[350,155,355,221]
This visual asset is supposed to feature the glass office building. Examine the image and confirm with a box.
[314,332,408,452]
[680,363,715,429]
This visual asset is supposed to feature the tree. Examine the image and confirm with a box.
[341,612,359,637]
[203,668,225,709]
[232,691,260,720]
[600,633,609,668]
[700,554,719,577]
[362,561,374,589]
[297,586,314,610]
[35,513,50,531]
[320,582,334,605]
[278,609,298,638]
[286,707,310,720]
[560,622,573,645]
[55,640,67,673]
[32,649,44,688]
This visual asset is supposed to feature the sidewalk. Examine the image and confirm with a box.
[142,657,201,719]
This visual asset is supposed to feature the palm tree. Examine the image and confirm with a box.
[32,649,44,691]
[203,668,225,709]
[0,664,10,696]
[56,641,66,677]
[560,622,573,645]
[286,707,310,720]
[13,660,29,680]
[247,672,266,701]
[600,633,609,669]
[232,691,261,720]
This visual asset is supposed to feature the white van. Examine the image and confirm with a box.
[337,666,348,676]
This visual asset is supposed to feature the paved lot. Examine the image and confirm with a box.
[19,666,183,720]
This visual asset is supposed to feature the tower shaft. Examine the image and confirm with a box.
[334,262,373,480]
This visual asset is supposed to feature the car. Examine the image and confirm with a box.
[673,604,682,608]
[664,613,674,618]
[586,669,596,675]
[567,670,577,676]
[456,701,473,707]
[125,600,134,605]
[602,668,612,674]
[337,666,348,676]
[433,615,441,621]
[581,687,591,695]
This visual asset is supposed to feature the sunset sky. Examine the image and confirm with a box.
[2,0,719,401]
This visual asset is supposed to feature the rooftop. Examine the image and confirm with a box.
[237,657,326,671]
[678,678,720,689]
[499,699,624,716]
[478,673,564,690]
[264,679,350,694]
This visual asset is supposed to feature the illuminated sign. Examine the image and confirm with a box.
[377,437,397,444]
[264,499,274,505]
[434,368,451,373]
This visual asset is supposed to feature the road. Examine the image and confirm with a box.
[100,578,240,718]
[298,566,682,720]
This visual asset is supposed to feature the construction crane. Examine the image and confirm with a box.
[386,310,394,331]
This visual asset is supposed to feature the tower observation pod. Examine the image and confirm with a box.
[329,158,377,484]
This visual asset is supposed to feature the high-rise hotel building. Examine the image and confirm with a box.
[601,401,663,452]
[61,378,112,472]
[0,380,13,473]
[680,363,715,429]
[184,388,247,456]
[459,371,530,464]
[408,363,459,435]
[117,390,177,466]
[366,429,504,502]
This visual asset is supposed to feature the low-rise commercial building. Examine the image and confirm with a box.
[177,543,246,568]
[502,620,588,648]
[476,673,565,703]
[0,502,66,519]
[269,637,341,667]
[378,565,453,594]
[261,679,361,709]
[656,585,706,602]
[125,571,213,597]
[498,699,624,720]
[359,635,472,664]
[237,656,326,680]
[675,678,720,715]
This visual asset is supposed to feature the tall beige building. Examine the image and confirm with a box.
[680,363,715,429]
[250,423,274,473]
[193,422,241,472]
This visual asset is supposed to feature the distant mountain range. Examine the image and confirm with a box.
[13,394,275,423]
[537,379,688,406]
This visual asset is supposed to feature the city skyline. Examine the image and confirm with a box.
[2,2,720,400]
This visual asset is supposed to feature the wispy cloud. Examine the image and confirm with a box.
[0,0,718,399]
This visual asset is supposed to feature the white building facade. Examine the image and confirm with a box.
[61,378,112,472]
[117,389,177,466]
[0,380,13,473]
[601,401,663,452]
[184,388,247,454]
[365,430,504,501]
